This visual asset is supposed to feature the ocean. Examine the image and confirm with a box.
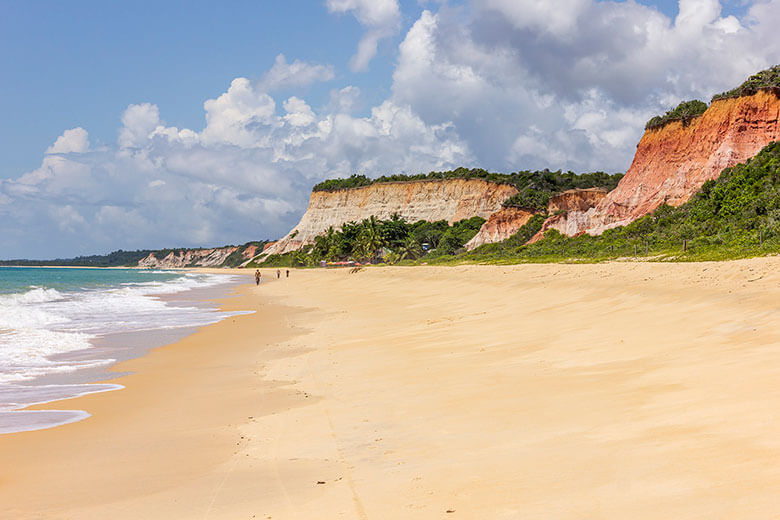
[0,266,247,434]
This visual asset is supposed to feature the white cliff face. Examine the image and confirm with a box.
[264,179,519,256]
[137,247,238,268]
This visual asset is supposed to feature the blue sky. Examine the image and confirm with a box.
[0,0,778,258]
[0,0,421,179]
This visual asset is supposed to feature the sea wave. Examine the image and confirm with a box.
[0,272,242,383]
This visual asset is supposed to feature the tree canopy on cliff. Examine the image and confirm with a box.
[312,168,623,213]
[645,99,708,130]
[501,170,621,211]
[712,64,780,101]
[452,141,780,262]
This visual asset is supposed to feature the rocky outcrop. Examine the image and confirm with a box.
[138,248,239,268]
[547,188,608,214]
[264,179,519,256]
[465,207,537,250]
[547,90,780,236]
[531,188,609,240]
[136,243,263,268]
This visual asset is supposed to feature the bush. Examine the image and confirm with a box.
[712,65,780,101]
[645,100,708,130]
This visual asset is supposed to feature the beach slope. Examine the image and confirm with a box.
[3,261,780,518]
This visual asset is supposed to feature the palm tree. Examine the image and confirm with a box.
[354,216,385,262]
[399,236,423,260]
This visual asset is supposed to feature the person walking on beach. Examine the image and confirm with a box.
[286,269,289,278]
[254,270,261,285]
[276,269,280,279]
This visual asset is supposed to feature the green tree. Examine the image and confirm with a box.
[398,236,423,260]
[354,216,386,261]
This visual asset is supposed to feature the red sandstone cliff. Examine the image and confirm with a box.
[465,206,537,250]
[264,179,518,256]
[549,90,780,236]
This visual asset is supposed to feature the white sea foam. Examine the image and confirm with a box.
[0,273,244,383]
[0,271,246,433]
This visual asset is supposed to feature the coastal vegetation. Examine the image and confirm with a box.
[643,65,780,132]
[254,215,486,267]
[262,141,780,266]
[0,241,268,268]
[645,100,708,130]
[500,170,621,211]
[712,65,780,101]
[443,141,780,263]
[312,168,623,211]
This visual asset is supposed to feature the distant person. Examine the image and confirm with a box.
[286,269,289,278]
[276,269,280,279]
[254,270,261,286]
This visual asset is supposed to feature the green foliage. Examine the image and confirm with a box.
[312,174,373,191]
[438,141,780,264]
[645,99,708,130]
[1,241,272,268]
[311,168,510,192]
[221,241,268,268]
[501,170,622,211]
[430,216,486,256]
[0,249,156,267]
[312,168,622,212]
[712,64,780,101]
[261,214,485,266]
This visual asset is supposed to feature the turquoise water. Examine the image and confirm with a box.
[0,267,247,433]
[0,266,184,294]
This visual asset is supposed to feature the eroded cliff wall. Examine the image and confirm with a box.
[137,244,262,268]
[265,179,519,255]
[138,248,239,268]
[464,207,536,250]
[550,91,780,236]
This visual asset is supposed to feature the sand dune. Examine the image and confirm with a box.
[3,260,780,518]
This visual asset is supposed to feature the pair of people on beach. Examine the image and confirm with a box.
[275,269,290,279]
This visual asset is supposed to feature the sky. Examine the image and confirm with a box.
[0,0,778,259]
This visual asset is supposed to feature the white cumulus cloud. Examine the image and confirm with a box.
[3,0,780,258]
[259,54,335,91]
[46,127,89,155]
[326,0,401,71]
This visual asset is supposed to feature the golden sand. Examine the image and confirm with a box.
[3,260,780,518]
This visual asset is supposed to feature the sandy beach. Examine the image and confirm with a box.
[3,260,780,518]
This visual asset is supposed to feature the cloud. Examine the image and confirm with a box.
[389,1,780,172]
[259,54,335,91]
[3,1,780,258]
[326,0,401,71]
[0,58,470,258]
[46,127,89,155]
[119,103,161,149]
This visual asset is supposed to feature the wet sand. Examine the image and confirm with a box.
[3,260,780,518]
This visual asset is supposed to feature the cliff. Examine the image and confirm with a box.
[138,248,238,268]
[548,90,780,236]
[465,207,536,250]
[264,179,518,256]
[137,242,263,268]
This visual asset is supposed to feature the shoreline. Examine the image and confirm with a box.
[4,260,780,517]
[0,274,296,518]
[0,269,248,435]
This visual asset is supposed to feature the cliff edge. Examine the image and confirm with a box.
[549,90,780,236]
[264,179,518,256]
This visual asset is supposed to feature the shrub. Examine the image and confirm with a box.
[712,65,780,101]
[645,100,708,130]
